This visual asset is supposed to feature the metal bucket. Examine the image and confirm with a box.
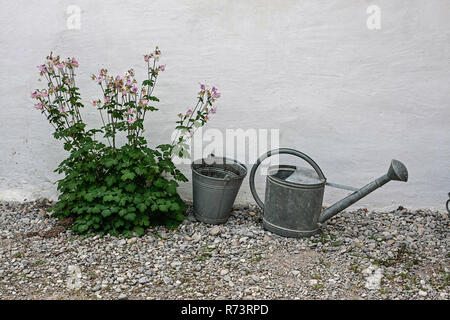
[191,155,247,224]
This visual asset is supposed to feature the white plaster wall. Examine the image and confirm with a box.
[0,0,449,210]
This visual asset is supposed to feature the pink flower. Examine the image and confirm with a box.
[38,65,47,73]
[31,91,38,99]
[131,86,138,93]
[104,96,109,103]
[92,100,97,106]
[212,91,221,99]
[127,117,136,124]
[144,55,150,62]
[187,109,193,115]
[41,91,48,97]
[34,103,43,110]
[212,86,218,92]
[140,99,148,105]
[127,109,132,114]
[159,64,166,71]
[65,78,71,85]
[71,58,79,67]
[97,77,102,84]
[67,58,79,68]
[56,63,64,69]
[200,83,206,90]
[122,89,127,95]
[210,107,217,114]
[59,106,67,113]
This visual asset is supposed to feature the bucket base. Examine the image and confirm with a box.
[194,212,230,225]
[263,219,319,238]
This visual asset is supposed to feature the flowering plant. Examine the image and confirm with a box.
[32,47,220,236]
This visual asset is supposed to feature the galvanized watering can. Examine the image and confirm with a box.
[249,148,408,238]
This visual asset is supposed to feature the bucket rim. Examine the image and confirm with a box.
[191,156,247,181]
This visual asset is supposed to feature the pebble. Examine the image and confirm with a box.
[220,269,229,276]
[209,226,221,236]
[191,233,201,242]
[418,290,427,297]
[138,277,149,285]
[92,286,101,292]
[127,238,137,244]
[239,237,248,244]
[117,277,125,283]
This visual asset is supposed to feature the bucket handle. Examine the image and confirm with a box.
[249,148,326,210]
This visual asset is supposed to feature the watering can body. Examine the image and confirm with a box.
[263,165,326,237]
[249,148,408,238]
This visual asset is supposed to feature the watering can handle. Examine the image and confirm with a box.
[249,148,326,210]
[447,193,450,214]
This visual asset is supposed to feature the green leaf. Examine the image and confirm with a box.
[121,170,136,181]
[142,216,150,227]
[170,202,181,211]
[137,203,147,213]
[105,175,117,186]
[102,209,112,217]
[104,159,118,168]
[135,167,147,175]
[159,204,169,212]
[84,193,95,202]
[64,142,73,151]
[166,181,178,195]
[124,213,136,221]
[125,183,136,192]
[103,194,115,202]
[114,220,124,228]
[133,226,144,236]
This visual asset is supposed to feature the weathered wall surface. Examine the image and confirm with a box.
[0,0,449,210]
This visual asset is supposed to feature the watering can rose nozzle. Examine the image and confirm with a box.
[387,159,408,182]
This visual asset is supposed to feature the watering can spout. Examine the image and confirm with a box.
[319,159,408,223]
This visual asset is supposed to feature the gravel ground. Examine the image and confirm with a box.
[0,199,448,300]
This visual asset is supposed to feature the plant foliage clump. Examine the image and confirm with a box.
[32,48,221,236]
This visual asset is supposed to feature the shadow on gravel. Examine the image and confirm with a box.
[24,217,74,239]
